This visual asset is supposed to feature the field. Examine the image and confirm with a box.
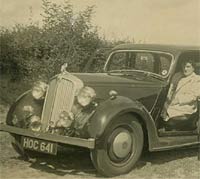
[0,103,199,179]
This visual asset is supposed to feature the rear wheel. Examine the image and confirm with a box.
[90,114,144,177]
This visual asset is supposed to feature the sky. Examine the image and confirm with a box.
[0,0,200,45]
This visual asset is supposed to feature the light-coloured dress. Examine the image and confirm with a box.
[167,72,200,118]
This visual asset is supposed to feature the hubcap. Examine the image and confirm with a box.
[112,130,132,158]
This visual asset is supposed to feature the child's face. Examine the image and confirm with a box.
[77,89,92,107]
[32,86,45,100]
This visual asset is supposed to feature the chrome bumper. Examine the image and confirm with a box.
[0,123,95,149]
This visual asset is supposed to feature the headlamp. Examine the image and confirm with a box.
[29,115,41,132]
[32,81,48,100]
[77,86,96,107]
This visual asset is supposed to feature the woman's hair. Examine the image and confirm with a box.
[33,81,48,92]
[80,86,96,99]
[181,59,195,68]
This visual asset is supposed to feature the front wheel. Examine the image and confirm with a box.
[90,114,144,177]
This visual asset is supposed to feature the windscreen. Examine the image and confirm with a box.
[106,51,173,77]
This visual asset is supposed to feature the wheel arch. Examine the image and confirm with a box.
[90,108,146,177]
[88,96,158,151]
[102,111,151,151]
[6,90,31,125]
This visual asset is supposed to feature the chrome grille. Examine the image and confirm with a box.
[41,77,75,131]
[51,79,74,124]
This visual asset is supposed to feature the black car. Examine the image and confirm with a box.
[0,44,200,177]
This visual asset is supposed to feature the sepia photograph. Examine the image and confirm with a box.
[0,0,200,178]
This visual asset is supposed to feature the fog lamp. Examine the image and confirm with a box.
[29,115,41,132]
[77,86,96,107]
[12,115,19,126]
[32,81,48,100]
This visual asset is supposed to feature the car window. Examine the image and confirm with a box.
[106,51,172,77]
[108,52,127,70]
[135,53,155,72]
[159,54,172,76]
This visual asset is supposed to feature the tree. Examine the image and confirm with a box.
[0,0,105,80]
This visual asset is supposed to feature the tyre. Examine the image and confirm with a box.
[90,114,144,177]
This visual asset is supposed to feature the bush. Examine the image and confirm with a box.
[0,0,108,81]
[0,0,134,80]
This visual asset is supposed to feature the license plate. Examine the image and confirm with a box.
[21,136,57,155]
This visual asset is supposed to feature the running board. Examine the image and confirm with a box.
[158,128,198,137]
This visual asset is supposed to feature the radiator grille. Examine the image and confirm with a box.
[51,79,74,124]
[41,77,75,131]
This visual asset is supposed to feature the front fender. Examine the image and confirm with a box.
[88,96,158,147]
[6,90,30,124]
[6,90,43,126]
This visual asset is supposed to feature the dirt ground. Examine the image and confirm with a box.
[0,104,200,179]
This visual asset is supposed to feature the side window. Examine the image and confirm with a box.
[108,52,128,71]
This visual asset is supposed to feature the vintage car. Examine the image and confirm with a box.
[0,44,200,177]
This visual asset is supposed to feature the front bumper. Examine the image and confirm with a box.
[0,123,95,149]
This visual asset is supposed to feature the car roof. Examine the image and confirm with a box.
[112,44,200,55]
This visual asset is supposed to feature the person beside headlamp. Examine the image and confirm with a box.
[31,81,48,100]
[72,86,96,136]
[55,86,96,136]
